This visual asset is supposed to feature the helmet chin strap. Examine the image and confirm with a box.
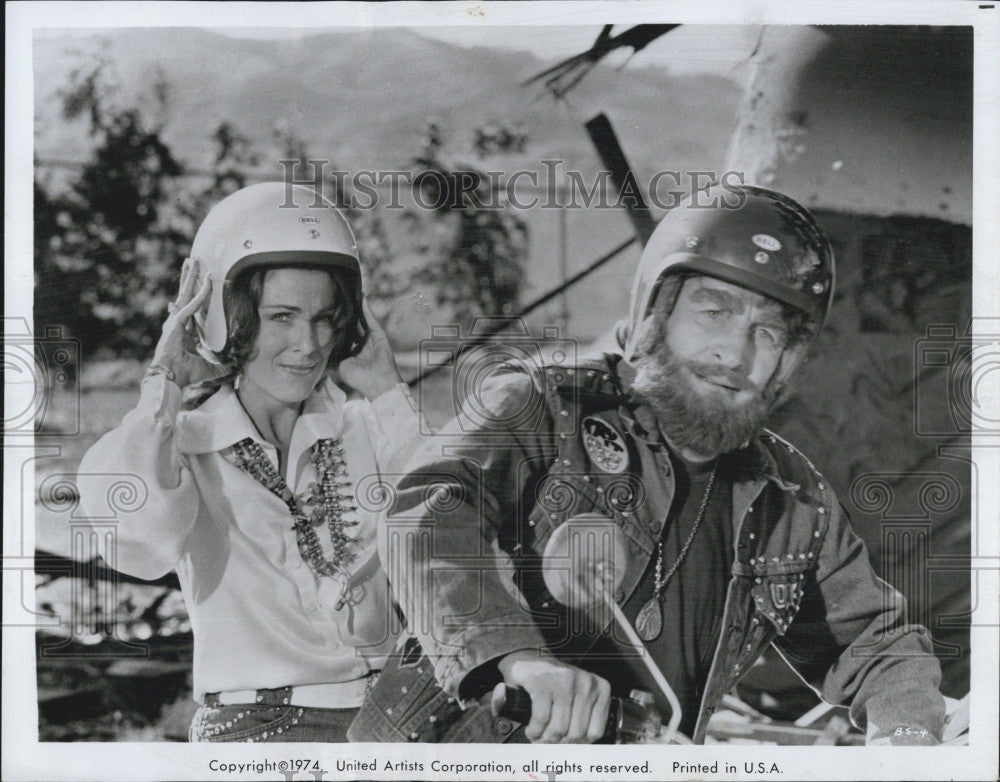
[193,324,226,370]
[772,336,811,389]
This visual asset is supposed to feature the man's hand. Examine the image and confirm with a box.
[497,650,611,743]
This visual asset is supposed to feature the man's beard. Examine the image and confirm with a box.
[630,327,783,458]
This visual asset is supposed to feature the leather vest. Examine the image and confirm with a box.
[504,357,833,741]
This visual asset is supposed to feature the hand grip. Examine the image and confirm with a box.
[491,684,535,724]
[492,684,634,741]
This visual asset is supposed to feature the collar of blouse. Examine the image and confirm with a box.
[174,376,348,457]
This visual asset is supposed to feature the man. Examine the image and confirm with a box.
[351,185,945,745]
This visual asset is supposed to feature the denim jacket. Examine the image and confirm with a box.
[379,354,944,744]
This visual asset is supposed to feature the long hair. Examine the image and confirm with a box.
[184,266,365,408]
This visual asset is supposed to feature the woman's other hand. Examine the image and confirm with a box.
[338,300,402,400]
[150,257,217,388]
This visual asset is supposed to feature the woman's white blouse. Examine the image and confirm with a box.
[77,374,424,704]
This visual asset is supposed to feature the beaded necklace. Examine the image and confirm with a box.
[230,437,359,596]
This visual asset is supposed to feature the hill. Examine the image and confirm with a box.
[33,27,741,180]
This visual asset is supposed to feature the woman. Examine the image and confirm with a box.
[78,183,422,742]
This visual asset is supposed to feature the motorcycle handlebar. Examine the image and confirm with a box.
[491,684,654,743]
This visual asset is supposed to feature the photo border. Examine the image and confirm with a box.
[5,2,998,780]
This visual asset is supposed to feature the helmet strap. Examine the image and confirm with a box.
[772,338,810,389]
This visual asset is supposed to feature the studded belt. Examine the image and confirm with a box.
[206,674,380,709]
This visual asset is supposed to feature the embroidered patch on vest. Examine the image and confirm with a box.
[581,416,628,474]
[399,635,423,668]
[769,581,800,610]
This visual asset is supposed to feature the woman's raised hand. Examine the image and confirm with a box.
[338,300,403,401]
[149,257,217,388]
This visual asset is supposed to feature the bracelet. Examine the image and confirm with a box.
[144,363,177,383]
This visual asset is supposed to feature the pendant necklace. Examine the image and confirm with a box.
[634,464,717,642]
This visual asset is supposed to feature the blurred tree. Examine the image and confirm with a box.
[473,123,529,157]
[205,122,262,202]
[171,121,264,246]
[270,127,396,311]
[34,56,185,357]
[394,121,529,323]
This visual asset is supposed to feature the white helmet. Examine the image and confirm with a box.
[190,182,362,353]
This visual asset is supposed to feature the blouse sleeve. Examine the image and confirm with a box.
[76,373,201,580]
[365,383,430,474]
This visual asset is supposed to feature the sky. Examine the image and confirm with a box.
[212,24,763,79]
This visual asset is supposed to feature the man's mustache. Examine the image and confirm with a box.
[682,360,757,394]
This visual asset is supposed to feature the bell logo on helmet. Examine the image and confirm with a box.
[752,234,782,252]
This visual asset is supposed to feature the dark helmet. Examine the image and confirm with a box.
[624,184,835,384]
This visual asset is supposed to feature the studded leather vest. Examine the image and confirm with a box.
[504,355,834,743]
